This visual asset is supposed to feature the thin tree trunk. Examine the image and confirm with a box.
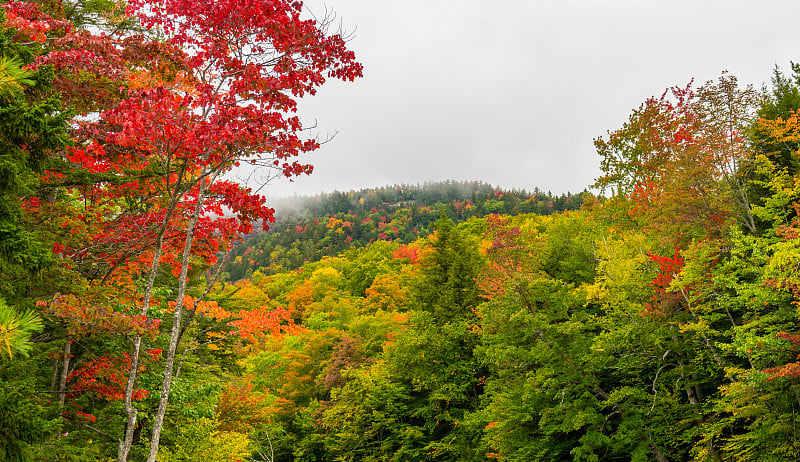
[57,338,71,408]
[118,195,181,462]
[730,170,757,234]
[50,356,60,395]
[647,431,670,462]
[677,287,735,382]
[117,336,141,462]
[147,177,208,462]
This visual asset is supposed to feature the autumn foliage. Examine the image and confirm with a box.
[10,0,800,459]
[0,0,361,459]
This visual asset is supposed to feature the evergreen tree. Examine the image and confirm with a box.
[412,214,483,321]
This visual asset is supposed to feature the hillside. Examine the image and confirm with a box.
[225,180,587,280]
[6,8,800,459]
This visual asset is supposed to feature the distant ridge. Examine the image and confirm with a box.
[268,180,587,218]
[225,180,590,280]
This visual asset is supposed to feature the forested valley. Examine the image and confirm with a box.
[4,0,800,461]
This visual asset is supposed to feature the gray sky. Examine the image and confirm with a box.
[251,0,800,199]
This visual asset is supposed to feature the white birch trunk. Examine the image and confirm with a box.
[117,195,180,462]
[147,176,208,462]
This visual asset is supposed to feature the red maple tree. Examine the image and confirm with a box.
[7,0,361,459]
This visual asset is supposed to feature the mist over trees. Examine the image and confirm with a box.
[225,181,587,280]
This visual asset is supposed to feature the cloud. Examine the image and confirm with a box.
[250,0,800,199]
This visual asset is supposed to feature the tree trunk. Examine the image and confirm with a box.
[117,336,141,462]
[50,356,59,395]
[117,194,181,462]
[57,339,71,408]
[147,177,208,462]
[649,440,670,462]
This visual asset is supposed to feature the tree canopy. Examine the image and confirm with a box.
[4,2,800,460]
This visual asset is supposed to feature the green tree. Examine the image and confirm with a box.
[158,417,250,462]
[476,275,669,461]
[753,64,800,174]
[412,214,483,321]
[0,13,71,291]
[0,359,57,462]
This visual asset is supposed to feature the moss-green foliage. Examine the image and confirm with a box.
[0,367,56,462]
[411,214,484,321]
[158,417,251,462]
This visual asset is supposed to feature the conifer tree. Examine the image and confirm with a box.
[412,213,483,321]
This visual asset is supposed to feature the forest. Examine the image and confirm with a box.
[4,0,800,461]
[224,181,586,280]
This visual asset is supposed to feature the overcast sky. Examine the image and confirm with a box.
[247,0,800,199]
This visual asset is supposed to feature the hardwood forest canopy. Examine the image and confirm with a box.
[5,0,800,461]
